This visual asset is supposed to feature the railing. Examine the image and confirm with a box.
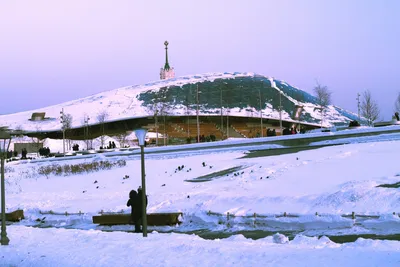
[205,210,399,227]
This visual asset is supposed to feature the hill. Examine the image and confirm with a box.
[0,72,360,132]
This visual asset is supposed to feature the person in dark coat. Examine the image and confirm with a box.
[126,190,138,227]
[133,186,148,233]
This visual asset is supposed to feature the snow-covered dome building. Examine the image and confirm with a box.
[0,72,360,142]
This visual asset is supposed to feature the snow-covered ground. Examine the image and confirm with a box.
[1,130,400,266]
[2,226,400,267]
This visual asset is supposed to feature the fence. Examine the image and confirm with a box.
[38,209,129,216]
[206,210,400,227]
[35,209,400,228]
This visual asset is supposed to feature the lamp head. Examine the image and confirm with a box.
[0,126,11,139]
[0,127,12,154]
[134,128,148,146]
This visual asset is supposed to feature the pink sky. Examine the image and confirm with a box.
[0,0,399,120]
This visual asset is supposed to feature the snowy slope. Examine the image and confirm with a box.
[0,72,359,132]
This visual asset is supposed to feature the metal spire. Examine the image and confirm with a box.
[164,41,170,71]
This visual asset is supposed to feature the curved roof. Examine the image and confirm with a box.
[0,72,359,132]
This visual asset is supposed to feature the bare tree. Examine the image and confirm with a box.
[15,125,24,132]
[158,101,172,146]
[147,87,173,146]
[97,110,109,148]
[185,86,193,138]
[81,114,91,150]
[115,132,128,148]
[313,82,332,127]
[147,101,161,146]
[61,113,73,150]
[395,92,400,113]
[361,90,380,126]
[14,125,25,138]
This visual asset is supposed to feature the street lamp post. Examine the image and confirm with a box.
[134,128,148,237]
[220,88,223,134]
[60,109,66,155]
[0,127,11,245]
[357,93,361,122]
[259,86,263,138]
[84,116,90,150]
[279,91,283,135]
[196,84,200,143]
[226,110,230,138]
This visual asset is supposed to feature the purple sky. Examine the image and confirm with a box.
[1,0,399,120]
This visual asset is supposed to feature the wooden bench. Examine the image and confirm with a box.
[374,121,400,127]
[0,209,25,222]
[92,212,183,226]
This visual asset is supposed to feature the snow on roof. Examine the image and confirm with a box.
[0,72,355,132]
